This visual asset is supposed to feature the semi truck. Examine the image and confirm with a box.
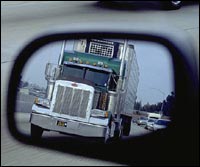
[30,38,139,143]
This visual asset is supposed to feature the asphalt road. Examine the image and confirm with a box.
[1,1,199,166]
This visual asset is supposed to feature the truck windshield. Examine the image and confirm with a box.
[61,65,110,87]
[85,69,110,87]
[62,65,85,79]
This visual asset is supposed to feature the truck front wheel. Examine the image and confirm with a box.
[31,124,43,141]
[104,118,122,144]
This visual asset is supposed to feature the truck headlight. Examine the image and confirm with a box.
[34,97,50,108]
[91,109,109,118]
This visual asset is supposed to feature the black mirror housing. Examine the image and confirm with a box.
[7,27,199,165]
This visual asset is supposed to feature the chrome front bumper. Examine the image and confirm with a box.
[30,112,107,137]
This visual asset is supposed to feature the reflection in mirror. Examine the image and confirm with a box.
[15,38,174,143]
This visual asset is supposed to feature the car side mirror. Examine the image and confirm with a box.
[6,27,199,165]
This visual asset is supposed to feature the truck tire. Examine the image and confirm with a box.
[105,126,111,144]
[108,123,122,143]
[31,124,43,141]
[104,115,113,144]
[104,117,122,144]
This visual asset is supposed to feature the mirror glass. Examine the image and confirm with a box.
[15,38,174,142]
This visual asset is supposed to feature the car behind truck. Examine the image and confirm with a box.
[30,38,139,143]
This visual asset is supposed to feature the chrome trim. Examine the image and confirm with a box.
[30,113,107,137]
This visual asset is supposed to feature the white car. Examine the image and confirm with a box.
[145,118,157,131]
[153,119,171,131]
[136,116,148,125]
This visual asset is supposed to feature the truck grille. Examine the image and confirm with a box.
[53,85,90,119]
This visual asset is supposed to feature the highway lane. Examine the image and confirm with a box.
[1,1,199,166]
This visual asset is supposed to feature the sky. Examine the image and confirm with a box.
[21,39,174,105]
[133,41,174,105]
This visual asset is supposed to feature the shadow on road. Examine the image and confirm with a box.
[93,1,163,11]
[28,130,170,166]
[91,1,198,12]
